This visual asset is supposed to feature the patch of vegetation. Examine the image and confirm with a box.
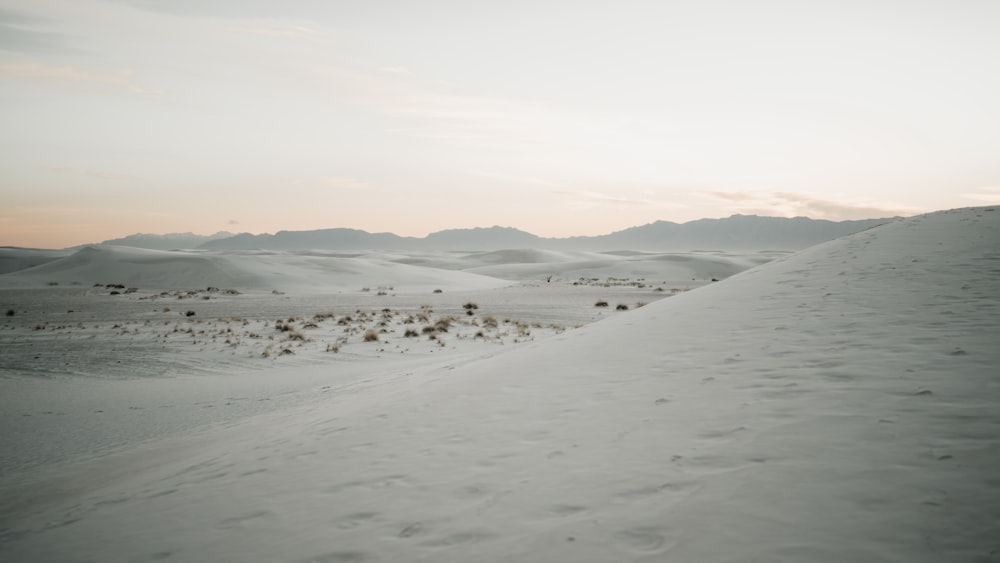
[595,300,609,308]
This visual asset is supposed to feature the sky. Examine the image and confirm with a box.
[2,0,999,248]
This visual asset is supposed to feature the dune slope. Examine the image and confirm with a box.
[1,207,997,562]
[0,246,510,293]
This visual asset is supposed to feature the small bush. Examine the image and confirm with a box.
[185,310,196,317]
[616,304,629,311]
[5,309,14,317]
[481,315,498,328]
[404,328,419,338]
[595,300,609,308]
[433,288,443,293]
[463,302,479,311]
[363,329,379,342]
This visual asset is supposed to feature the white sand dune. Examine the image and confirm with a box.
[1,207,998,562]
[397,248,777,283]
[0,245,774,291]
[0,246,511,293]
[0,247,74,275]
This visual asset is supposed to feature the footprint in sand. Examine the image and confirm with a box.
[613,527,678,554]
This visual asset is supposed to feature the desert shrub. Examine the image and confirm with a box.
[595,300,609,307]
[616,303,629,311]
[185,310,196,317]
[434,317,453,333]
[5,309,14,317]
[286,330,307,341]
[433,288,443,293]
[475,330,485,338]
[421,325,436,334]
[363,329,379,342]
[481,315,498,328]
[404,328,419,338]
[463,302,479,311]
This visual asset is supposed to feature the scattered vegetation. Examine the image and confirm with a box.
[595,300,609,308]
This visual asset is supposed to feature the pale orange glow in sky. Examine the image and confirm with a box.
[2,1,999,248]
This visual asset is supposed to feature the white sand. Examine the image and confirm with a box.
[1,207,998,562]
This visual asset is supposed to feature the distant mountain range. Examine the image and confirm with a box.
[93,215,894,252]
[95,231,236,251]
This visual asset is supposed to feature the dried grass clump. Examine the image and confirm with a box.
[363,328,380,342]
[616,303,629,311]
[595,300,609,308]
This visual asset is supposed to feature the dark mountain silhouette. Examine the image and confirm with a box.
[100,232,234,251]
[66,215,895,252]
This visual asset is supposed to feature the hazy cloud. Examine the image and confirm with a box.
[0,8,82,54]
[553,189,661,209]
[87,170,142,182]
[704,190,911,220]
[771,192,909,220]
[314,177,369,191]
[706,191,759,203]
[228,219,240,225]
[43,165,75,175]
[0,62,163,94]
[228,22,319,40]
[962,186,1000,203]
